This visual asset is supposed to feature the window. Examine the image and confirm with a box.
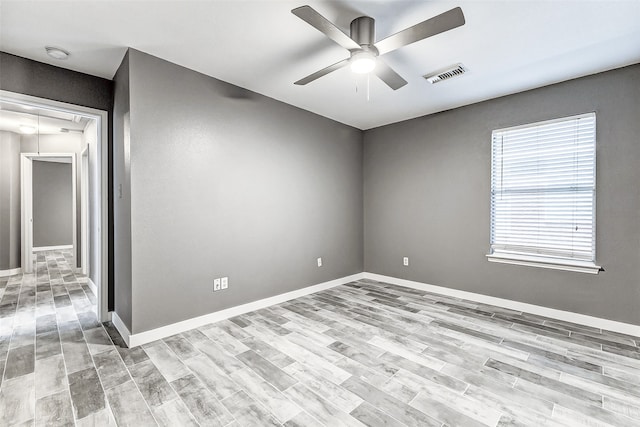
[488,113,600,274]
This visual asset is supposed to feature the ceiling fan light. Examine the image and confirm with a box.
[19,125,37,135]
[350,52,376,74]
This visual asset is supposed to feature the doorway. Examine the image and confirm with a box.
[21,153,77,272]
[0,90,109,322]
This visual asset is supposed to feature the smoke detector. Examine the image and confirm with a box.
[45,46,70,60]
[423,63,467,84]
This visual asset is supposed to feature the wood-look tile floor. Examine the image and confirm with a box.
[2,256,640,426]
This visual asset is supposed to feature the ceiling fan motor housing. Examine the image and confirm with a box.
[350,16,377,55]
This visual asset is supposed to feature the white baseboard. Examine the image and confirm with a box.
[86,278,97,296]
[363,272,640,337]
[33,245,73,252]
[114,270,639,348]
[0,267,22,277]
[126,272,365,348]
[112,311,132,348]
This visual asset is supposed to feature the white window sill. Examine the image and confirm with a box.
[487,254,601,275]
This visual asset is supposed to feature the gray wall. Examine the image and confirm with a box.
[0,131,21,271]
[113,51,133,330]
[363,64,640,326]
[32,160,73,247]
[0,52,113,111]
[116,49,363,333]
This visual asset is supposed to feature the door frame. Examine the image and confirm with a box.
[80,147,90,277]
[21,153,77,273]
[2,90,110,322]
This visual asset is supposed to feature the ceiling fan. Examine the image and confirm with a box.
[292,5,465,90]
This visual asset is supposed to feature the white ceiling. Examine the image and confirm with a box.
[1,1,639,130]
[0,102,88,135]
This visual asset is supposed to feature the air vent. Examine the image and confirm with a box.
[423,63,467,84]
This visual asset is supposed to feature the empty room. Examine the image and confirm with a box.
[1,1,639,426]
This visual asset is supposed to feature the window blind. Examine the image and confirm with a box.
[490,113,596,264]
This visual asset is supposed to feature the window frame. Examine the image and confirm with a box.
[487,113,601,274]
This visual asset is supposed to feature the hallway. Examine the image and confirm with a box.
[0,250,109,425]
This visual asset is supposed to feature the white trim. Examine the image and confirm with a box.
[0,268,22,277]
[112,311,132,348]
[21,154,33,273]
[363,272,640,337]
[125,273,365,348]
[87,277,98,296]
[33,245,74,252]
[80,147,89,277]
[492,111,596,134]
[487,254,601,275]
[111,270,640,348]
[2,90,110,324]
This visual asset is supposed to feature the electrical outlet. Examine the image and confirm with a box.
[317,257,322,267]
[214,278,221,291]
[403,257,409,266]
[221,277,228,290]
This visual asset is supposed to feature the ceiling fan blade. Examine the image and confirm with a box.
[292,6,361,51]
[294,58,351,86]
[375,7,465,55]
[374,59,408,90]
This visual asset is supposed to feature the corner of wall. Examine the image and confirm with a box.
[112,49,133,332]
